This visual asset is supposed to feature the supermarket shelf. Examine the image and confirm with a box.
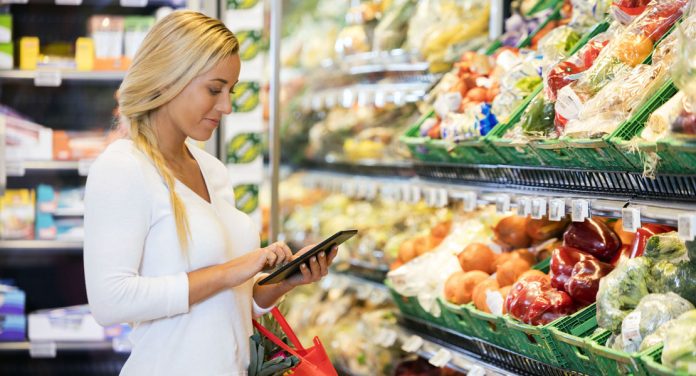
[398,314,587,376]
[0,70,125,82]
[0,240,83,253]
[5,160,92,177]
[0,339,131,358]
[301,159,416,178]
[0,0,183,6]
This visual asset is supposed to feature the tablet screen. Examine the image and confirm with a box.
[257,229,358,285]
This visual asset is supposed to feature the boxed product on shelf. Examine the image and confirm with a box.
[19,36,39,70]
[2,108,53,161]
[0,42,11,69]
[0,314,26,342]
[0,284,26,315]
[52,130,111,161]
[0,189,35,240]
[28,305,105,342]
[35,185,84,240]
[88,15,126,71]
[123,16,155,60]
[0,14,11,44]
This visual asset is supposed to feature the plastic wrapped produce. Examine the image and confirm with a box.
[639,318,678,351]
[643,231,688,263]
[505,273,576,326]
[614,293,694,353]
[373,0,418,51]
[640,91,687,141]
[662,310,696,372]
[568,0,688,100]
[596,257,651,332]
[671,3,696,139]
[610,0,651,25]
[650,260,696,306]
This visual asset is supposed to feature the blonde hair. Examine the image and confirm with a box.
[118,11,239,251]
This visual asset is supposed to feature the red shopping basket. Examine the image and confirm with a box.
[252,307,338,376]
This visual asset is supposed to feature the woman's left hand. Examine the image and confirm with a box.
[281,245,338,288]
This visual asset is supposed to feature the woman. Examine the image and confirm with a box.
[83,11,336,375]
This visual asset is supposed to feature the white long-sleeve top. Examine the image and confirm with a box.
[84,139,269,376]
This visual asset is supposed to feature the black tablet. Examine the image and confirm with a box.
[257,229,358,285]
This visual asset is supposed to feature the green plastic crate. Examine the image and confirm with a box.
[464,257,552,354]
[642,346,693,376]
[548,304,601,374]
[450,138,507,165]
[400,110,451,163]
[525,0,562,16]
[465,304,515,349]
[656,137,696,175]
[438,299,477,337]
[504,315,566,366]
[586,328,657,376]
[386,280,448,327]
[487,86,546,166]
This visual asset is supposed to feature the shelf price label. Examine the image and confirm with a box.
[56,0,82,4]
[78,159,94,176]
[365,183,378,200]
[5,160,25,177]
[496,194,510,214]
[401,335,424,353]
[517,197,531,217]
[531,198,547,219]
[428,348,453,368]
[425,188,437,207]
[622,207,641,233]
[571,199,590,222]
[34,71,62,87]
[119,0,147,7]
[463,191,477,212]
[29,341,57,358]
[549,199,566,221]
[436,188,448,208]
[678,214,696,241]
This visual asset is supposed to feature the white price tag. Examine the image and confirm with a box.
[531,198,547,220]
[401,185,412,203]
[374,91,386,108]
[78,159,94,176]
[679,214,696,241]
[56,0,81,4]
[486,290,504,316]
[411,186,421,203]
[517,197,531,217]
[468,365,486,376]
[119,0,147,6]
[29,341,57,358]
[437,189,449,208]
[549,199,566,221]
[365,184,378,200]
[496,194,511,214]
[311,95,323,111]
[341,89,355,108]
[556,85,584,121]
[356,183,368,199]
[5,160,25,177]
[622,310,642,346]
[401,335,424,353]
[622,207,641,233]
[463,191,477,212]
[1,0,28,3]
[425,188,438,207]
[571,199,589,222]
[324,91,337,108]
[34,71,62,87]
[428,348,453,368]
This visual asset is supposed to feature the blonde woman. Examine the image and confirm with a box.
[83,11,336,375]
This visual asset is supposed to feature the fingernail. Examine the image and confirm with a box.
[319,252,325,258]
[311,257,317,263]
[301,264,307,269]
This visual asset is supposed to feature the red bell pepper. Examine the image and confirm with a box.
[549,246,594,290]
[639,0,688,42]
[564,259,614,306]
[628,223,675,258]
[610,244,632,266]
[546,61,582,102]
[563,218,621,262]
[506,278,576,326]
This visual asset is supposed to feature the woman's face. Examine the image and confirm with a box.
[158,54,241,142]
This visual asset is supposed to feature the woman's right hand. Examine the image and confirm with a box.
[225,242,293,287]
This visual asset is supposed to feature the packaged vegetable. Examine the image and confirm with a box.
[565,258,614,306]
[639,318,679,351]
[521,95,556,137]
[641,91,687,142]
[662,310,696,372]
[596,257,651,331]
[506,275,576,326]
[550,245,596,290]
[650,260,696,306]
[563,218,621,262]
[571,0,688,98]
[615,293,694,353]
[642,231,686,262]
[610,0,650,25]
[372,0,418,51]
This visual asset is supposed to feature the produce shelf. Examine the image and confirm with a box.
[398,314,589,376]
[0,70,125,82]
[0,240,83,254]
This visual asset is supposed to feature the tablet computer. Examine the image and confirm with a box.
[257,229,358,285]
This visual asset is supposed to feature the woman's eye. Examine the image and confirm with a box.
[209,88,222,95]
